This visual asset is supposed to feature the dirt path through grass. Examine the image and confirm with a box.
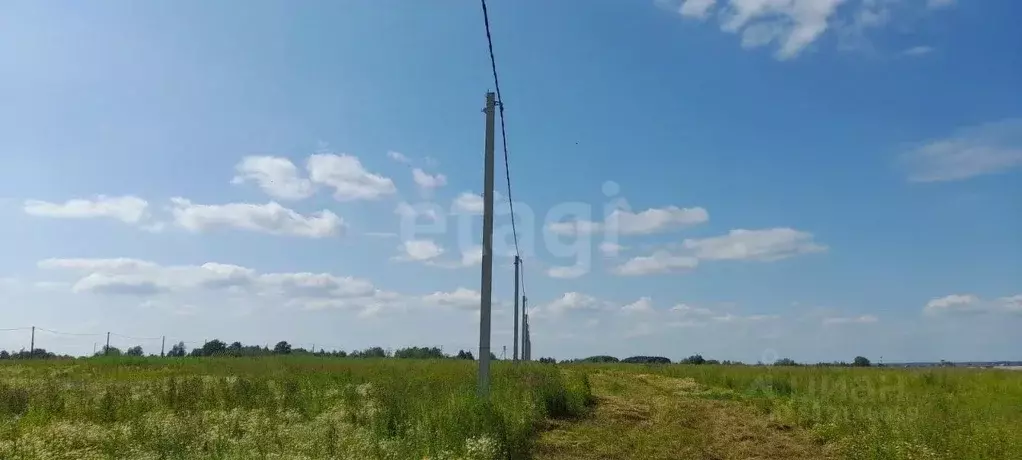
[535,371,836,460]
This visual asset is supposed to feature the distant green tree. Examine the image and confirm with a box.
[273,341,292,355]
[167,341,187,357]
[538,357,557,364]
[622,356,671,364]
[202,339,227,356]
[0,350,8,359]
[13,348,57,359]
[852,356,872,367]
[455,350,475,360]
[351,346,386,358]
[126,345,144,357]
[579,355,619,363]
[97,345,122,357]
[705,359,721,365]
[773,358,799,366]
[680,354,706,365]
[394,346,446,359]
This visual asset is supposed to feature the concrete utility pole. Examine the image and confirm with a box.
[523,296,531,361]
[523,313,530,361]
[29,326,34,355]
[477,92,497,397]
[105,332,110,356]
[161,336,166,357]
[513,255,520,362]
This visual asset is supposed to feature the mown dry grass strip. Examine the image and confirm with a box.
[535,371,836,460]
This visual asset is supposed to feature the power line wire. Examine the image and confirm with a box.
[36,328,103,337]
[110,332,162,341]
[480,0,524,299]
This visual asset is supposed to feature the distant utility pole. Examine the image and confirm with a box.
[523,313,530,361]
[29,326,34,355]
[477,91,497,397]
[513,255,520,362]
[502,345,506,360]
[105,332,110,356]
[161,336,166,357]
[523,296,531,361]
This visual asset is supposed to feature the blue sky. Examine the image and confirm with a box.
[1,0,1019,363]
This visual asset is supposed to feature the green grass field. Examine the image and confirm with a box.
[561,363,1022,460]
[0,358,1019,459]
[0,357,592,459]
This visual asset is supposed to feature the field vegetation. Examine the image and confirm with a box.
[0,357,592,459]
[0,351,1019,460]
[563,362,1022,460]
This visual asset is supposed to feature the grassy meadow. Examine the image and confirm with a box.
[0,357,1019,459]
[0,357,592,459]
[610,363,1022,459]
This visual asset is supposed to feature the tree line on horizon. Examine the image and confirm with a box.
[545,354,878,367]
[0,340,496,361]
[0,343,878,367]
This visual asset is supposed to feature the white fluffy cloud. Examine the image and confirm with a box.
[670,303,715,317]
[546,265,587,279]
[232,153,397,201]
[608,207,709,235]
[72,273,166,296]
[900,119,1022,182]
[677,0,717,19]
[421,287,480,310]
[169,198,343,238]
[667,0,952,60]
[549,206,708,236]
[397,239,445,261]
[232,156,314,200]
[683,228,826,261]
[543,292,604,315]
[38,258,159,272]
[24,195,149,224]
[924,294,983,315]
[614,251,699,276]
[38,257,385,316]
[395,202,440,221]
[289,290,402,318]
[924,294,1021,316]
[452,192,485,214]
[460,246,483,267]
[711,313,779,322]
[387,151,411,164]
[599,242,625,257]
[307,153,396,201]
[621,296,655,314]
[667,0,845,59]
[412,168,447,190]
